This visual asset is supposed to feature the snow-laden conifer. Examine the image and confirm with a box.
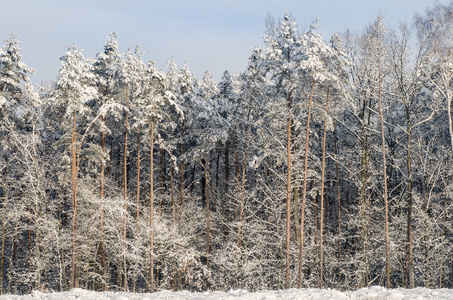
[50,44,97,289]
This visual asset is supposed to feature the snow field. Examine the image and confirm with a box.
[0,287,452,300]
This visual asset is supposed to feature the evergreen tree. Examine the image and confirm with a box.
[50,44,98,288]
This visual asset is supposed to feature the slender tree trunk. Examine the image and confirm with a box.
[234,131,247,288]
[206,158,211,270]
[447,92,453,288]
[171,166,175,222]
[285,93,292,289]
[161,146,169,217]
[28,205,32,273]
[319,86,330,288]
[9,222,18,292]
[234,132,240,222]
[405,112,414,288]
[298,78,316,288]
[201,167,206,207]
[159,150,164,216]
[149,120,155,292]
[179,122,184,225]
[334,120,341,258]
[99,88,109,290]
[107,137,112,177]
[134,126,141,292]
[224,137,230,228]
[123,113,129,201]
[314,191,319,265]
[99,114,107,290]
[359,104,371,287]
[449,92,453,190]
[35,205,42,290]
[136,127,141,226]
[0,156,6,295]
[422,180,431,287]
[291,122,300,245]
[440,198,447,287]
[237,128,248,248]
[71,110,79,289]
[215,148,220,193]
[201,154,211,269]
[12,226,17,267]
[378,62,391,289]
[122,88,129,290]
[293,187,301,245]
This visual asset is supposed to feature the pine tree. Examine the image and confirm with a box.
[137,59,183,291]
[262,12,302,288]
[50,44,97,288]
[176,63,194,224]
[92,32,123,289]
[0,34,34,98]
[0,35,35,293]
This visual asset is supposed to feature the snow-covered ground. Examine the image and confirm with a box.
[0,287,452,300]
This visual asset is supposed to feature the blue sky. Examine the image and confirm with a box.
[1,0,450,85]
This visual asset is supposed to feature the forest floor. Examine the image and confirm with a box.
[0,286,452,299]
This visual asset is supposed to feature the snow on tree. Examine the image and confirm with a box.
[0,34,35,107]
[3,4,453,294]
[50,44,98,289]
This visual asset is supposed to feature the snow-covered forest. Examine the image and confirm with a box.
[2,1,453,295]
